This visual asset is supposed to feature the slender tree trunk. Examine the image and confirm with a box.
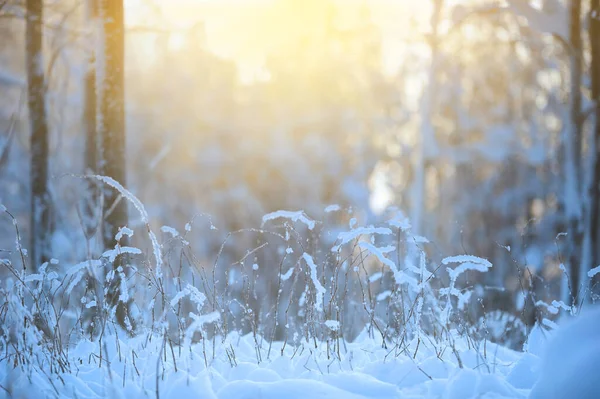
[26,0,51,271]
[83,0,100,240]
[97,0,133,333]
[563,0,583,306]
[98,0,127,246]
[411,0,442,235]
[588,0,600,290]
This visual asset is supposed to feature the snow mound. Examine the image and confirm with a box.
[530,306,600,399]
[1,331,529,399]
[5,309,600,399]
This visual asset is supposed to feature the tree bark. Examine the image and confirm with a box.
[97,0,133,333]
[564,0,583,306]
[26,0,51,271]
[98,0,127,246]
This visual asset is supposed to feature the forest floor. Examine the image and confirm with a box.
[3,308,598,399]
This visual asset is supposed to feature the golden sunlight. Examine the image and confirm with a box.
[125,0,432,83]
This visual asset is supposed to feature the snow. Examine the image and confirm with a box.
[2,2,599,397]
[530,306,600,399]
[115,226,134,241]
[161,225,180,237]
[324,319,340,331]
[0,330,523,399]
[8,314,597,399]
[588,265,600,278]
[324,204,341,213]
[261,210,316,230]
[368,271,383,283]
[102,246,142,263]
[376,290,391,301]
[331,226,393,252]
[358,242,396,269]
[91,175,163,279]
[301,253,326,311]
[442,255,492,281]
[5,237,593,399]
[280,267,294,281]
[387,212,411,231]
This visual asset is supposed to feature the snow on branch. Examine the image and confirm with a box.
[90,175,163,279]
[331,226,393,252]
[302,253,326,312]
[262,210,316,230]
[442,254,493,281]
[588,265,600,278]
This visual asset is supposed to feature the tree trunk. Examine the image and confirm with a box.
[411,0,442,236]
[97,0,133,333]
[588,0,600,291]
[83,0,99,240]
[26,0,51,271]
[564,0,583,306]
[98,0,127,247]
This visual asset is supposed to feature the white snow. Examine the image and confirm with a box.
[302,253,326,311]
[324,204,341,213]
[376,290,391,301]
[161,225,180,237]
[262,210,316,230]
[280,267,294,281]
[115,226,134,241]
[102,246,142,263]
[587,265,600,278]
[0,324,558,399]
[331,226,393,252]
[91,175,163,279]
[530,306,600,398]
[442,255,493,281]
[324,319,340,331]
[368,272,383,283]
[358,242,395,269]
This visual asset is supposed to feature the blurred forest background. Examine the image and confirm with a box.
[1,0,600,339]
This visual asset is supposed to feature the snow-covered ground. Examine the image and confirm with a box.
[2,307,599,399]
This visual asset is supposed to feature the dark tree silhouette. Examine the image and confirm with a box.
[567,0,583,305]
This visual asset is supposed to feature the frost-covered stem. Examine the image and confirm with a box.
[27,0,51,271]
[564,0,584,306]
[411,0,442,235]
[267,254,287,359]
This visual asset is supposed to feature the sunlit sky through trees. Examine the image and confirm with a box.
[125,0,436,83]
[122,0,457,213]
